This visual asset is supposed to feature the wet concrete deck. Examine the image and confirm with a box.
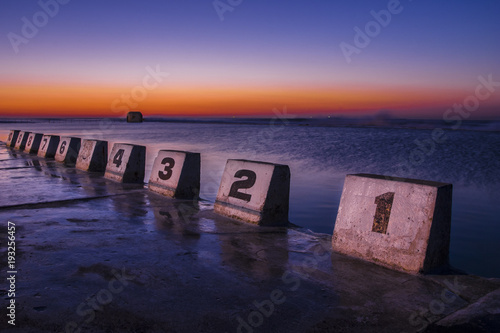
[0,142,499,333]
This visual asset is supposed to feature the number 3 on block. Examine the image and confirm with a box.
[104,143,145,183]
[214,159,290,226]
[148,150,200,199]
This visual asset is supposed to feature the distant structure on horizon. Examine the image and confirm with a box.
[127,111,143,123]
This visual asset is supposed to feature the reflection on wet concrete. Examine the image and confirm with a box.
[111,190,149,219]
[152,197,201,237]
[218,229,289,281]
[1,142,500,332]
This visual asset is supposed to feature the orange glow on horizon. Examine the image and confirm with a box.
[1,82,498,118]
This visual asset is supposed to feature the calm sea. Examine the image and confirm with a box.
[1,118,499,277]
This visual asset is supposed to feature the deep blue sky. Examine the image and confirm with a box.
[1,0,499,117]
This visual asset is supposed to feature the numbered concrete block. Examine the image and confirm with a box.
[104,143,145,183]
[24,133,43,154]
[148,150,200,199]
[6,130,20,147]
[214,159,290,226]
[332,174,453,274]
[76,139,108,172]
[37,135,60,158]
[55,137,81,165]
[14,131,31,150]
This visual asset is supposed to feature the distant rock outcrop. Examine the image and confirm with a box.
[127,111,143,123]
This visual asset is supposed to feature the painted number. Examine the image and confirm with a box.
[372,192,395,234]
[59,141,67,154]
[158,157,175,180]
[113,149,125,167]
[27,136,33,147]
[228,169,257,202]
[41,138,48,150]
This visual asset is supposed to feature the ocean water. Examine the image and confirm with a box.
[1,119,499,277]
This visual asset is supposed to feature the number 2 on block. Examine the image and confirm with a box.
[228,169,256,202]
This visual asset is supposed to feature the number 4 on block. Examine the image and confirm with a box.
[214,159,290,226]
[104,143,145,183]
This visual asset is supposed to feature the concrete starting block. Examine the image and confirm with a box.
[55,137,81,165]
[332,173,452,274]
[214,159,290,226]
[24,133,43,154]
[104,143,145,183]
[37,135,60,158]
[14,131,31,150]
[148,150,200,199]
[6,130,20,147]
[76,139,108,172]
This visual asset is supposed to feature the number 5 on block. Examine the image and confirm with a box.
[148,150,200,199]
[104,143,145,183]
[214,159,290,226]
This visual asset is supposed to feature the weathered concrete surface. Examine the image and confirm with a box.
[1,143,499,333]
[333,174,452,274]
[214,159,290,226]
[76,139,108,172]
[148,150,200,199]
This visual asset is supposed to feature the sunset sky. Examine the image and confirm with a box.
[1,0,499,118]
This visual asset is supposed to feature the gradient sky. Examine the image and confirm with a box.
[1,0,499,118]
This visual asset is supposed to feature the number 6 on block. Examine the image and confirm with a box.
[214,159,290,226]
[104,143,145,183]
[55,137,81,165]
[148,150,200,199]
